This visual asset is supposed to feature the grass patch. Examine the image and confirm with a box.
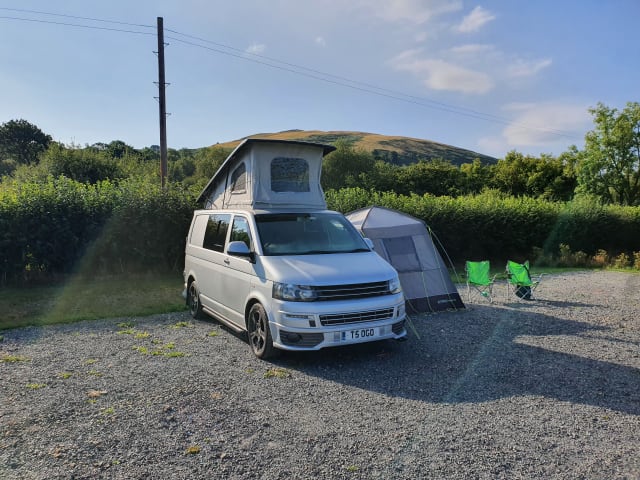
[1,354,30,363]
[26,383,46,390]
[264,367,291,379]
[0,272,186,330]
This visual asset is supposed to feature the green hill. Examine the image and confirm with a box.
[215,130,498,166]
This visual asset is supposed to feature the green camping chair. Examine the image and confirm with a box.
[465,260,496,303]
[505,260,543,301]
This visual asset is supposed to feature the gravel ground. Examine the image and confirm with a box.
[1,270,639,479]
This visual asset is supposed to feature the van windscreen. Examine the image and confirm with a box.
[255,213,369,256]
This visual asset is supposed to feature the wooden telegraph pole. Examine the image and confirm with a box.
[156,16,168,189]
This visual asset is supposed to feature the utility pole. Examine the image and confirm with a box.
[156,16,168,189]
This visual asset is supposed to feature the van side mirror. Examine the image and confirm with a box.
[227,241,255,263]
[364,238,374,250]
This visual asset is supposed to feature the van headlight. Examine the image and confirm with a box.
[389,277,402,294]
[273,282,318,302]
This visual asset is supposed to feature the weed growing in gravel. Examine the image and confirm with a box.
[186,445,201,455]
[101,407,115,415]
[346,465,359,473]
[117,328,135,335]
[26,383,46,389]
[171,321,191,328]
[134,331,150,339]
[207,330,219,337]
[133,343,186,358]
[264,367,291,379]
[58,372,73,379]
[87,369,102,377]
[164,351,185,358]
[117,322,134,329]
[1,354,30,363]
[84,358,98,365]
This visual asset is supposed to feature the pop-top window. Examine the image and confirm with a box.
[271,157,309,192]
[230,163,247,192]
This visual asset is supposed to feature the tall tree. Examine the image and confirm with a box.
[0,119,52,166]
[577,102,640,205]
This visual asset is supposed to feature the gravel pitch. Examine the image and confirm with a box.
[1,270,639,479]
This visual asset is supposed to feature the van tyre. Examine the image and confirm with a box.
[247,303,278,359]
[188,281,205,319]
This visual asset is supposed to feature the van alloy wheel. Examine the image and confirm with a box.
[247,303,277,359]
[188,281,204,319]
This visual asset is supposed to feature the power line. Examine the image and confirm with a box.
[0,7,582,141]
[0,14,156,35]
[0,7,154,28]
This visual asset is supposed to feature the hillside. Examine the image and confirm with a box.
[215,130,498,166]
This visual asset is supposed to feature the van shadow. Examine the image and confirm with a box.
[278,305,640,415]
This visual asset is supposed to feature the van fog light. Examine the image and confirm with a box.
[398,304,405,318]
[281,332,302,343]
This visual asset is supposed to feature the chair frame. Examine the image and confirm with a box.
[465,260,497,303]
[505,260,544,301]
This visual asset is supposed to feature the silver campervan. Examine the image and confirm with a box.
[183,139,406,358]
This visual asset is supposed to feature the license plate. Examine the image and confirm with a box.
[342,327,378,341]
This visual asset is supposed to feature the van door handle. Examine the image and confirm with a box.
[224,258,230,265]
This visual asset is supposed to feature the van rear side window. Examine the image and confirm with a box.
[203,214,231,252]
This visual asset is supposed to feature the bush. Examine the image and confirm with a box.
[0,176,197,284]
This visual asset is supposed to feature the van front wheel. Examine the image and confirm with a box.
[247,303,277,359]
[188,281,205,319]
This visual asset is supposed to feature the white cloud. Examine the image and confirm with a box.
[245,43,266,55]
[455,6,496,33]
[365,0,463,25]
[391,50,493,94]
[450,43,494,55]
[315,36,326,47]
[502,102,590,147]
[507,58,553,77]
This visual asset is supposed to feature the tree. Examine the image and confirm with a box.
[42,143,124,184]
[0,119,52,166]
[576,102,640,205]
[321,140,376,190]
[395,159,465,196]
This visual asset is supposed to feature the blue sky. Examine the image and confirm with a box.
[1,1,638,158]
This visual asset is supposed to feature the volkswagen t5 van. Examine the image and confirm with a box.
[184,208,407,358]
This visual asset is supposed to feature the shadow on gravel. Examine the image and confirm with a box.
[277,305,640,415]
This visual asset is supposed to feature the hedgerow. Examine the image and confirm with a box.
[0,176,197,284]
[2,182,640,285]
[326,188,640,264]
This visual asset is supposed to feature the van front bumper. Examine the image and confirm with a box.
[268,295,407,351]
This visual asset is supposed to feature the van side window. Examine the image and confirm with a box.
[230,163,246,192]
[203,214,231,252]
[230,216,252,249]
[271,157,309,192]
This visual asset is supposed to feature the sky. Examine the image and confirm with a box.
[0,1,638,158]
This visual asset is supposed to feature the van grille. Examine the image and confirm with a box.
[315,281,390,301]
[319,308,395,326]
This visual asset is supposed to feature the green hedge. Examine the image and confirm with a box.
[326,188,640,263]
[0,177,197,284]
[2,181,639,284]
